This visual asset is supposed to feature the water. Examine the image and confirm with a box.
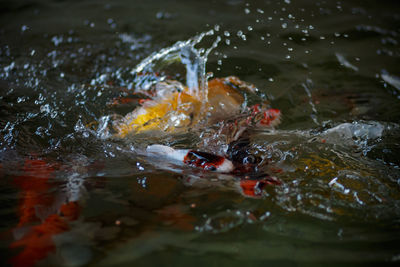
[1,0,400,266]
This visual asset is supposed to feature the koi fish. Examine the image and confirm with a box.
[9,159,81,267]
[114,76,267,136]
[146,144,235,172]
[112,75,282,182]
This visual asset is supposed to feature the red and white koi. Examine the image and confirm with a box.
[146,144,235,173]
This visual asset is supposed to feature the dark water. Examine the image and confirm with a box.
[1,0,400,266]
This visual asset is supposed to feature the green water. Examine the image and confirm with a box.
[1,0,400,266]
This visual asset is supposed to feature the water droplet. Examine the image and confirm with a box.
[40,104,51,114]
[237,30,246,41]
[21,25,29,32]
[17,96,26,103]
[51,36,63,46]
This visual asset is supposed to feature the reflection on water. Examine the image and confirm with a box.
[1,0,400,266]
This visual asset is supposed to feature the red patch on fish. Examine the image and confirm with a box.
[240,177,281,197]
[10,159,81,267]
[260,108,281,126]
[10,214,69,267]
[183,150,225,171]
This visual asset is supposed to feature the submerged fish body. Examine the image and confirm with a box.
[145,144,281,198]
[10,160,82,267]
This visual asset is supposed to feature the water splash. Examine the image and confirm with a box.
[335,52,359,71]
[381,69,400,91]
[131,30,220,101]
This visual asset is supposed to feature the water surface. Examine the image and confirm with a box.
[1,0,400,266]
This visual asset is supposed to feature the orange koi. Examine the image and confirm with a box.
[9,159,81,267]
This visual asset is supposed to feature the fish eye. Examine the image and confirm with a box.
[243,155,256,164]
[207,165,217,171]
